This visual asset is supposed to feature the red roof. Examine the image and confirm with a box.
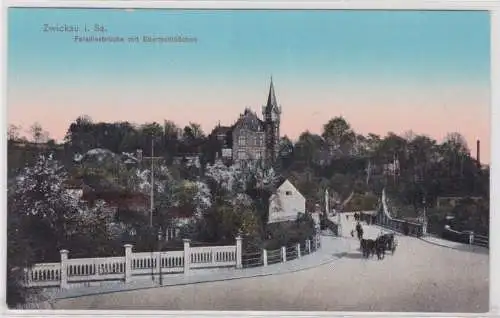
[82,190,149,208]
[167,206,196,218]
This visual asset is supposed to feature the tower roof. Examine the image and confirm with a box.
[266,76,278,109]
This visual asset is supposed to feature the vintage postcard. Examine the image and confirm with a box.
[5,3,492,315]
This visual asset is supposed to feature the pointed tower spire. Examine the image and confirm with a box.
[266,75,277,110]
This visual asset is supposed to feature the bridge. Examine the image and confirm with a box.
[50,195,489,312]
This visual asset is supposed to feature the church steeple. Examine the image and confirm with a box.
[262,76,281,167]
[263,76,281,122]
[266,76,278,111]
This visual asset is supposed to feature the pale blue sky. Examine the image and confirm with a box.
[7,8,491,160]
[8,9,489,84]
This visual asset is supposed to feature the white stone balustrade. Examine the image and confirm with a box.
[23,237,242,289]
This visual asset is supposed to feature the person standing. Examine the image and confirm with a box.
[356,222,364,240]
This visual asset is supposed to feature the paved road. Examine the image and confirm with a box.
[53,213,489,312]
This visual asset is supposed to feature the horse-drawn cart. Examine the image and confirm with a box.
[360,232,398,260]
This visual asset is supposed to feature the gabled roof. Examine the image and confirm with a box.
[211,124,232,135]
[274,176,288,189]
[233,108,264,131]
[276,179,303,197]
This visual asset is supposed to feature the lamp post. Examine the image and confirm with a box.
[137,136,163,283]
[422,197,427,235]
[137,138,163,228]
[157,228,163,285]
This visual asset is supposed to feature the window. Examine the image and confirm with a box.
[238,135,246,146]
[255,151,261,160]
[238,151,247,160]
[285,191,292,196]
[252,136,257,146]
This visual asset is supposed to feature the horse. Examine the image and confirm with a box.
[360,239,376,258]
[374,236,387,260]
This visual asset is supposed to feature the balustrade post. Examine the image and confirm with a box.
[281,246,287,262]
[124,244,133,283]
[60,249,69,289]
[306,240,311,253]
[236,235,243,269]
[156,252,162,284]
[262,249,268,266]
[183,239,191,275]
[297,243,301,258]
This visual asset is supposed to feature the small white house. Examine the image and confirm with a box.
[268,179,306,224]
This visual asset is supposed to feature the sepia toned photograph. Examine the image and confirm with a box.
[6,6,491,313]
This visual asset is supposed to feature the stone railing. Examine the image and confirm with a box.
[442,227,489,248]
[23,237,242,289]
[361,189,425,237]
[241,234,321,268]
[324,216,339,236]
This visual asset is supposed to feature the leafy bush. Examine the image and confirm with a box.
[263,214,315,250]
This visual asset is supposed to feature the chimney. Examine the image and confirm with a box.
[476,139,480,166]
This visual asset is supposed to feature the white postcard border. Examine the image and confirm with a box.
[0,1,498,317]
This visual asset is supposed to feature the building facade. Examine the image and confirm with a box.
[232,108,266,162]
[268,179,306,224]
[209,77,282,167]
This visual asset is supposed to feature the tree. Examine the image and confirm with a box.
[8,124,22,142]
[141,122,164,139]
[7,153,121,306]
[294,131,324,165]
[322,117,356,156]
[443,132,469,155]
[64,115,95,153]
[29,122,49,144]
[279,136,294,154]
[277,136,294,170]
[366,133,382,156]
[163,120,180,139]
[205,159,246,198]
[9,154,82,258]
[187,122,205,139]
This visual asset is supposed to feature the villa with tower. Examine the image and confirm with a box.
[210,77,282,167]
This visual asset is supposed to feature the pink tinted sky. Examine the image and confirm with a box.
[7,10,490,162]
[8,78,490,162]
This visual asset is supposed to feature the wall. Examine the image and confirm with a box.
[268,180,305,224]
[232,127,266,162]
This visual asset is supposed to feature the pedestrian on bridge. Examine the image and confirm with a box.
[356,222,364,240]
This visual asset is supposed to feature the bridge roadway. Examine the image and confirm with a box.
[52,213,489,312]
